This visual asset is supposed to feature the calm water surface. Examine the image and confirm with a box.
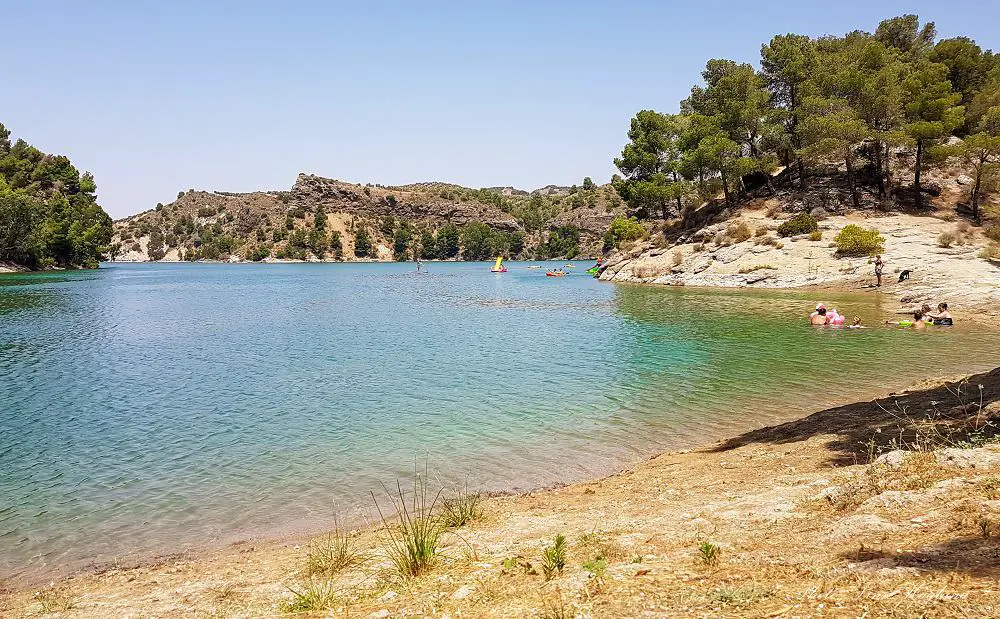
[1,262,998,580]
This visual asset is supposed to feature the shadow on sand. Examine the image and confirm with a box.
[708,367,1000,467]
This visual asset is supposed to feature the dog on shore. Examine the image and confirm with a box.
[898,269,911,283]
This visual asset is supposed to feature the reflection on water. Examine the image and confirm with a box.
[0,262,997,582]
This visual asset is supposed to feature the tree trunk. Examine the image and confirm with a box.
[873,140,886,198]
[914,139,923,191]
[846,153,860,209]
[720,169,731,205]
[796,157,806,189]
[972,158,984,223]
[673,171,682,213]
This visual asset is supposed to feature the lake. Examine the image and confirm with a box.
[1,261,998,581]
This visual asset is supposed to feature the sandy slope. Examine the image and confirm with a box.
[4,370,1000,618]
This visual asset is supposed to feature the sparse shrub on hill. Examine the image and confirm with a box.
[834,225,885,256]
[984,224,1000,242]
[726,221,752,243]
[777,213,819,237]
[602,216,647,252]
[353,228,372,257]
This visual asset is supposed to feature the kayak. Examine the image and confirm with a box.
[546,271,567,277]
[490,267,508,272]
[586,266,599,275]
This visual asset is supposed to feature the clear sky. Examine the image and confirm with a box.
[3,1,998,218]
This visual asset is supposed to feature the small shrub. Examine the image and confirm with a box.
[33,589,74,613]
[754,225,769,237]
[602,216,647,252]
[582,556,607,580]
[980,243,1000,260]
[671,248,683,267]
[834,225,885,256]
[981,477,1000,500]
[305,522,363,577]
[697,541,720,566]
[197,206,216,218]
[979,517,997,539]
[809,206,829,220]
[765,202,782,218]
[693,242,704,253]
[711,584,768,608]
[808,230,823,241]
[726,221,752,243]
[440,485,483,528]
[541,534,567,581]
[372,472,442,578]
[738,264,775,274]
[280,581,337,614]
[776,213,818,237]
[983,224,1000,242]
[938,231,956,248]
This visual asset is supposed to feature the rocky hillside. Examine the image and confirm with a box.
[597,147,1000,318]
[111,174,625,262]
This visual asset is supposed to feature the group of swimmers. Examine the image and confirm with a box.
[885,303,954,330]
[809,302,953,330]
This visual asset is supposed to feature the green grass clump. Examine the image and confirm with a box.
[280,581,338,614]
[834,224,884,256]
[305,520,363,577]
[711,583,768,608]
[980,243,1000,261]
[698,541,720,566]
[372,472,443,578]
[582,556,608,579]
[738,264,775,274]
[776,213,818,237]
[808,230,823,241]
[541,534,568,581]
[440,484,483,528]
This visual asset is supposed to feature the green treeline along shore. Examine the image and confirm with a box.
[0,123,112,270]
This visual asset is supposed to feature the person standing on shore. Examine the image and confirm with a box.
[874,255,884,288]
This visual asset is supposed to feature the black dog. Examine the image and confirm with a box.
[898,269,911,283]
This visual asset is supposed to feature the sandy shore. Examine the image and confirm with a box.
[4,367,1000,618]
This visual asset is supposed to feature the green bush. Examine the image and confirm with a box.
[602,216,646,252]
[776,213,818,237]
[834,225,885,256]
[354,228,372,257]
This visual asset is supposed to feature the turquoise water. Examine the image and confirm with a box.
[2,261,998,581]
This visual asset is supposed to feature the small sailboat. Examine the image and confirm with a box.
[490,256,507,273]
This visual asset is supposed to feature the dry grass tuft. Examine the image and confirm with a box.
[828,451,953,511]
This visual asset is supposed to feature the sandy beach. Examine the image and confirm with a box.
[4,364,999,618]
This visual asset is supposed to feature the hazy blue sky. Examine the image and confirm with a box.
[3,1,998,218]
